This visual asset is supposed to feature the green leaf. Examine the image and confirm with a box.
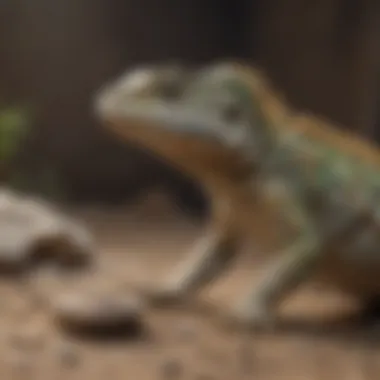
[0,107,30,163]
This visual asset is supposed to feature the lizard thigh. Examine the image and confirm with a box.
[318,228,380,296]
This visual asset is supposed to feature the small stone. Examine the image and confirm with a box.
[54,291,146,338]
[160,358,183,379]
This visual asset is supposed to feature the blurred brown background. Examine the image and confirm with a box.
[1,0,380,210]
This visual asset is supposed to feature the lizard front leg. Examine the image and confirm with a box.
[227,179,321,330]
[228,235,319,330]
[142,194,240,306]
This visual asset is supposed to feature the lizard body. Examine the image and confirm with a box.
[94,62,380,329]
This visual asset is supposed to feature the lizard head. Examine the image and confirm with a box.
[94,62,269,184]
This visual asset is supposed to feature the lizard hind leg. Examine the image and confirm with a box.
[224,204,378,331]
[140,195,240,308]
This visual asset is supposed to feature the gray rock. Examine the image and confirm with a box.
[53,291,146,338]
[0,188,95,273]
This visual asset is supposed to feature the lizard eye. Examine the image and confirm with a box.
[157,67,190,100]
[159,82,183,100]
[221,101,244,123]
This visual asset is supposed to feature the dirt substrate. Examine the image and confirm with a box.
[0,196,379,380]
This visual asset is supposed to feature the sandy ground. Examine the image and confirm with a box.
[0,194,380,380]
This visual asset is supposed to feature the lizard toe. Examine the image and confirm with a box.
[224,300,277,332]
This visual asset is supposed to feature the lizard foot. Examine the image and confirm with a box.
[224,299,277,332]
[137,281,187,308]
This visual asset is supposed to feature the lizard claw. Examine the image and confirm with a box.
[224,299,277,332]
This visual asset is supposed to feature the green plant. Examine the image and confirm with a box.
[0,106,68,201]
[0,107,30,166]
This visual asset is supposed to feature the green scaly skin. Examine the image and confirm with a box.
[94,62,380,330]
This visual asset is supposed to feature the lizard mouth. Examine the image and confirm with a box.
[94,87,251,183]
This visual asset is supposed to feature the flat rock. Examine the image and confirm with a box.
[0,188,95,273]
[53,290,147,339]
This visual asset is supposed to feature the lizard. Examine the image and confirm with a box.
[93,61,380,329]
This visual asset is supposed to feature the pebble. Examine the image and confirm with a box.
[53,291,146,338]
